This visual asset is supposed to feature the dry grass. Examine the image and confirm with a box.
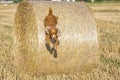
[0,2,120,80]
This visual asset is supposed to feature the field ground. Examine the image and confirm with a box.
[0,2,120,80]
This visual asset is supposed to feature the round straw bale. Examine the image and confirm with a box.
[14,2,39,75]
[14,1,98,76]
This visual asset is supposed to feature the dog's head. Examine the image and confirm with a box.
[45,27,60,43]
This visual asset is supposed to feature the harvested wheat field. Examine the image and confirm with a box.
[0,1,120,80]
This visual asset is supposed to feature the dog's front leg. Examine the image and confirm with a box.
[49,41,54,49]
[46,36,53,49]
[54,39,59,50]
[46,40,53,49]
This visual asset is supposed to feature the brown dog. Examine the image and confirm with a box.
[44,8,59,50]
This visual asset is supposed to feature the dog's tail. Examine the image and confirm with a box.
[49,7,53,15]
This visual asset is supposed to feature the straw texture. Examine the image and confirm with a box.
[14,1,98,75]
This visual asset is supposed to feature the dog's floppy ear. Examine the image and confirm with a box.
[45,27,50,34]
